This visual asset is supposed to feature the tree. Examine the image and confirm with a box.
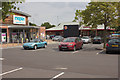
[81,2,119,48]
[0,0,25,21]
[29,22,37,26]
[74,10,84,36]
[41,22,56,29]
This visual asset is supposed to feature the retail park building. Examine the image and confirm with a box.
[0,10,45,43]
[46,22,115,38]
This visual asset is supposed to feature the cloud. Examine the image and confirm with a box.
[16,2,88,26]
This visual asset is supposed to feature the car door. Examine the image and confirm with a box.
[37,41,41,48]
[79,38,83,48]
[40,39,45,47]
[75,38,79,49]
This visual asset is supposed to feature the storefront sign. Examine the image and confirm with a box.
[13,15,26,24]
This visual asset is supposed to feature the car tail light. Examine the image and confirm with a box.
[106,43,109,47]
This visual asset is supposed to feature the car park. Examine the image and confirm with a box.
[59,37,83,51]
[81,36,91,43]
[93,36,102,44]
[23,39,47,50]
[52,36,64,42]
[106,38,120,53]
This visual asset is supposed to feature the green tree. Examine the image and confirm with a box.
[81,2,119,48]
[0,0,25,21]
[29,22,37,26]
[74,10,84,36]
[41,22,56,29]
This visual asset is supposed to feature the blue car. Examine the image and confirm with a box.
[23,39,47,50]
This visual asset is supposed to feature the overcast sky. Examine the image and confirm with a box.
[16,2,89,26]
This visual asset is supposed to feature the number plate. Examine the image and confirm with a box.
[61,46,67,48]
[112,45,118,47]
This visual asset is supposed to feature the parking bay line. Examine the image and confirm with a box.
[0,58,4,61]
[72,51,79,54]
[96,50,105,55]
[31,49,45,51]
[50,72,64,80]
[0,67,23,76]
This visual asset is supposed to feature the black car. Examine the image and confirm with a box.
[93,36,102,44]
[106,38,120,53]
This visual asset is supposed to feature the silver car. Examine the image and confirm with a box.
[52,36,64,42]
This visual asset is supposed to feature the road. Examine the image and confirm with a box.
[1,43,119,79]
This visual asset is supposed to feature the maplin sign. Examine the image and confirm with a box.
[13,15,26,24]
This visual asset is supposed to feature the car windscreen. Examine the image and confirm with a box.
[54,36,60,38]
[63,38,75,42]
[82,36,89,39]
[30,39,39,42]
[108,39,120,43]
[94,37,101,39]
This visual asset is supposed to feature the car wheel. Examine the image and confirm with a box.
[34,45,37,50]
[24,48,27,50]
[80,44,83,49]
[58,39,60,42]
[73,46,76,51]
[59,48,62,51]
[43,44,47,48]
[106,50,110,54]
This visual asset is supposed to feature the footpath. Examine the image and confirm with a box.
[0,39,58,49]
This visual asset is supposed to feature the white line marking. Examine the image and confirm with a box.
[72,51,78,54]
[96,50,104,55]
[31,49,45,51]
[96,53,99,55]
[50,72,64,80]
[54,67,67,70]
[0,58,4,61]
[0,67,23,76]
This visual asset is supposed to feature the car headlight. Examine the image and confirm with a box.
[59,43,61,45]
[68,44,73,46]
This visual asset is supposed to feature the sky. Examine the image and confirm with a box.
[16,2,89,26]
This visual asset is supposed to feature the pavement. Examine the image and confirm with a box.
[1,43,119,79]
[0,40,58,49]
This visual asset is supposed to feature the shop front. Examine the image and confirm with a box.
[0,10,45,44]
[8,26,39,43]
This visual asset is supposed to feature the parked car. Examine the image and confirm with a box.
[52,36,64,42]
[49,35,55,39]
[81,36,91,43]
[23,39,47,50]
[106,38,120,53]
[93,36,102,44]
[59,37,83,51]
[46,35,50,39]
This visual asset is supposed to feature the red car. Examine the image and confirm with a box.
[59,37,83,51]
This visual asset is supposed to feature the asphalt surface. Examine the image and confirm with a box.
[1,42,119,78]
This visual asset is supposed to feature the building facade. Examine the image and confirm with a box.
[0,10,45,43]
[46,22,115,38]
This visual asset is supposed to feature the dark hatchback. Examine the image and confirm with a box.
[106,38,120,53]
[93,36,102,44]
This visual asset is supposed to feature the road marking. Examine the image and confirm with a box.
[31,49,45,51]
[72,51,78,54]
[50,72,64,80]
[0,67,23,76]
[0,58,4,61]
[54,67,67,70]
[96,50,104,55]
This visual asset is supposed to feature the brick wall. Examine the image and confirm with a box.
[1,13,28,26]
